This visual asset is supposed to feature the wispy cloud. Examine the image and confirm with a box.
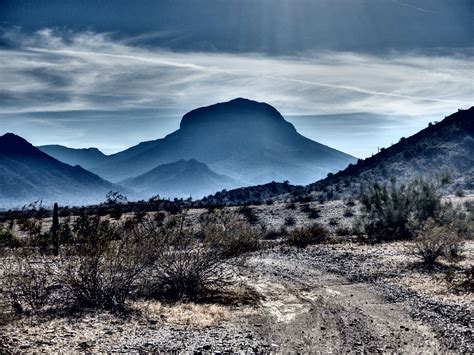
[391,0,440,15]
[1,29,472,116]
[0,29,472,154]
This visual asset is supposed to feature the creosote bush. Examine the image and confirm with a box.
[287,223,329,248]
[56,217,153,310]
[201,212,261,258]
[411,218,463,267]
[150,211,259,300]
[2,252,55,313]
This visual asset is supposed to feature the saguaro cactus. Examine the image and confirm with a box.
[51,202,59,256]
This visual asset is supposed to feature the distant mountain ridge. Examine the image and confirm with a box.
[91,98,356,185]
[0,133,118,207]
[38,145,108,169]
[121,159,239,199]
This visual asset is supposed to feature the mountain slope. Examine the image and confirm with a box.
[121,159,239,199]
[92,98,356,185]
[38,145,108,169]
[0,133,118,207]
[308,107,474,195]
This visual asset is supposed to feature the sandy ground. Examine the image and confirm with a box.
[1,197,472,352]
[1,244,472,353]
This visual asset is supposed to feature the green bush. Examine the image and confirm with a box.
[357,177,448,242]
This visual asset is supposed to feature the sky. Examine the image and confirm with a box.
[0,0,473,157]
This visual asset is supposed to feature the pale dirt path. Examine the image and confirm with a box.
[244,252,444,352]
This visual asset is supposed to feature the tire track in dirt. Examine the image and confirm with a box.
[244,252,444,352]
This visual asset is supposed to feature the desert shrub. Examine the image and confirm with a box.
[0,211,259,311]
[0,303,12,326]
[18,217,42,237]
[201,212,261,258]
[344,197,356,207]
[335,227,352,236]
[238,206,258,224]
[0,225,20,248]
[206,205,222,213]
[264,227,288,240]
[300,204,321,219]
[57,218,74,245]
[328,218,339,226]
[1,253,55,312]
[307,208,321,219]
[357,177,450,243]
[455,189,465,198]
[142,212,254,300]
[105,191,128,205]
[109,207,123,220]
[459,267,474,292]
[318,194,326,204]
[285,203,296,210]
[56,219,153,310]
[72,214,119,245]
[300,204,312,213]
[445,266,473,293]
[287,224,329,248]
[411,218,463,267]
[343,208,354,217]
[284,216,296,226]
[30,232,53,251]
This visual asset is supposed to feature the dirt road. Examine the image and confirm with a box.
[2,248,469,352]
[245,252,442,352]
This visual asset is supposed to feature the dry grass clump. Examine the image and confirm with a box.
[139,301,229,328]
[165,302,228,327]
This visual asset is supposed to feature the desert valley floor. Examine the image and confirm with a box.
[1,197,472,353]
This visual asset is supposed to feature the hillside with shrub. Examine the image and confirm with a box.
[309,107,474,197]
